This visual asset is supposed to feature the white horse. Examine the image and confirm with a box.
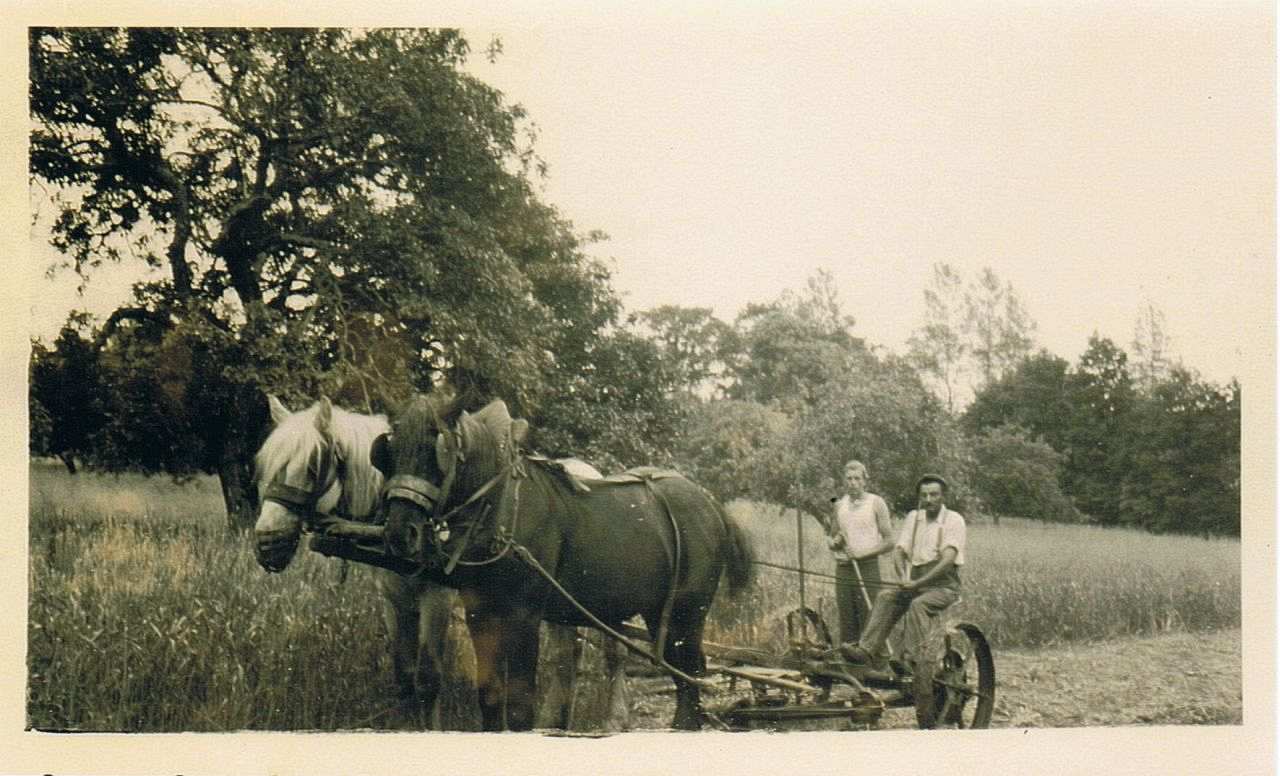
[252,396,628,730]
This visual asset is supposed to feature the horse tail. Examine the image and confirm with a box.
[716,502,755,596]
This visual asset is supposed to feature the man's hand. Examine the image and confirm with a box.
[891,547,909,581]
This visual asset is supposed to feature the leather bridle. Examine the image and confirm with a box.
[382,417,520,570]
[260,441,346,526]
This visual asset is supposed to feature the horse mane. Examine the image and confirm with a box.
[255,401,390,519]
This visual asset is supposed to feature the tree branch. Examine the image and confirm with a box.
[93,306,170,348]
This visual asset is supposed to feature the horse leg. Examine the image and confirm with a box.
[662,613,709,731]
[601,631,631,732]
[499,614,544,731]
[377,573,424,725]
[465,608,542,731]
[465,610,508,731]
[536,623,581,730]
[415,584,453,729]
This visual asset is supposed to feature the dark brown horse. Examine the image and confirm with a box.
[373,395,753,730]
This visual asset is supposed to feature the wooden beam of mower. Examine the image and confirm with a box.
[313,517,385,541]
[711,664,822,695]
[309,533,421,576]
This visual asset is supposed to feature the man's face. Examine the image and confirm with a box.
[919,482,945,514]
[844,466,866,496]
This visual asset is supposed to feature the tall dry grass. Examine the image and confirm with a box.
[28,462,1240,731]
[705,501,1241,651]
[28,461,484,731]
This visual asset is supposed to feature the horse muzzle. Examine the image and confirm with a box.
[254,503,303,573]
[384,500,431,562]
[383,474,447,563]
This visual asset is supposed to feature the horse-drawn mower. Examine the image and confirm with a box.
[311,520,996,731]
[691,609,995,730]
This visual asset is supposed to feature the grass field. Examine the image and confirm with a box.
[26,460,1240,731]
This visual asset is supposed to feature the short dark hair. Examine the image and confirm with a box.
[916,473,949,493]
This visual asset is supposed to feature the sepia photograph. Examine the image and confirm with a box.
[5,2,1274,774]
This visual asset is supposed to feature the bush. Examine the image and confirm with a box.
[969,424,1080,521]
[670,399,791,503]
[753,360,978,515]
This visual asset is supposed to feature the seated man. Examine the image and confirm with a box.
[841,474,966,672]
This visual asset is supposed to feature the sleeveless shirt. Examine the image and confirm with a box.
[834,493,888,560]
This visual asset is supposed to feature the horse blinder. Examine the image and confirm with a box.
[261,442,339,517]
[262,482,315,511]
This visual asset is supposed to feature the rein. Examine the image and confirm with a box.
[504,540,719,693]
[383,454,520,571]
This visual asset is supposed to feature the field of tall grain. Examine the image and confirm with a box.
[27,460,1240,731]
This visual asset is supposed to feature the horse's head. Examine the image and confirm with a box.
[376,395,526,565]
[253,395,347,572]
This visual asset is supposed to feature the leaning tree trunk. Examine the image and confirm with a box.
[210,381,271,532]
[218,448,259,532]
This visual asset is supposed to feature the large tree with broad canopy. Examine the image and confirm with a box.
[30,28,623,528]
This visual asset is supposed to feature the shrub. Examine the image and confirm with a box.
[969,424,1080,522]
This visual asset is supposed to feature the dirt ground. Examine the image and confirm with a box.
[623,629,1242,731]
[982,628,1241,728]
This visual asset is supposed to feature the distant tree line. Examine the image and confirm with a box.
[28,28,1239,537]
[627,268,1239,537]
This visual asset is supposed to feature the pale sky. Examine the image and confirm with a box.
[26,4,1276,385]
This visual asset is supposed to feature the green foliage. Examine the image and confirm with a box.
[722,271,872,412]
[750,356,976,515]
[1064,335,1137,525]
[679,274,976,516]
[1119,369,1240,536]
[28,325,108,471]
[969,425,1080,522]
[632,305,733,397]
[670,399,791,503]
[907,264,1037,411]
[30,28,622,524]
[962,267,1037,388]
[962,350,1074,451]
[1131,301,1175,394]
[529,328,684,473]
[965,337,1239,535]
[906,263,968,412]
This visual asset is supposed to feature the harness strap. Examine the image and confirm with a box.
[385,474,442,511]
[505,542,718,693]
[643,477,682,669]
[262,482,315,510]
[435,467,509,527]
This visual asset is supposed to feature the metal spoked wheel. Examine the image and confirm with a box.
[913,622,995,729]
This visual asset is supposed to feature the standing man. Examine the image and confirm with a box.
[824,460,895,646]
[842,474,966,671]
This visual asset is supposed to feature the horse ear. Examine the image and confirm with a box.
[315,396,333,437]
[370,433,392,476]
[268,395,291,426]
[511,419,529,447]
